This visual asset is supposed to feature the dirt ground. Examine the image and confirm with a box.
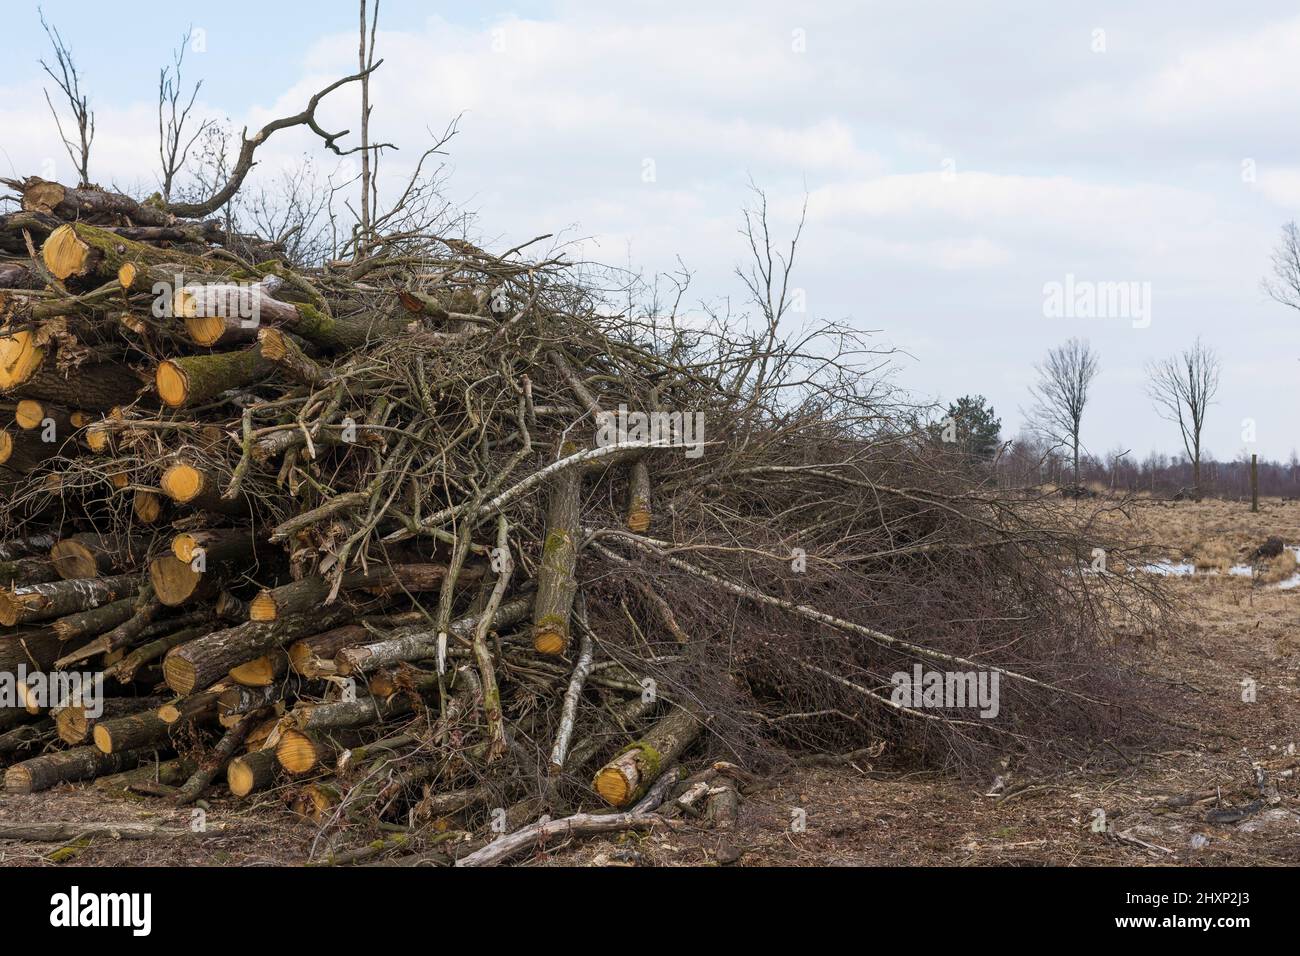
[2,497,1298,867]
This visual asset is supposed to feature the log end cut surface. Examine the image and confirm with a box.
[155,361,189,408]
[275,729,319,774]
[42,224,90,281]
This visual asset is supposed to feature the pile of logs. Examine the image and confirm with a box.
[0,174,752,861]
[0,173,1156,864]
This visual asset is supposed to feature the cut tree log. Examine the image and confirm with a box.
[171,528,258,567]
[54,695,166,746]
[176,280,411,352]
[13,399,81,438]
[0,331,143,410]
[0,573,139,626]
[158,687,226,725]
[257,327,331,385]
[248,563,475,621]
[92,711,173,754]
[163,606,353,694]
[50,596,137,642]
[4,745,144,794]
[17,176,173,227]
[49,532,145,579]
[217,682,284,719]
[156,345,271,408]
[288,692,417,733]
[226,748,278,798]
[334,596,532,674]
[175,278,296,347]
[132,489,164,524]
[275,728,368,775]
[532,449,581,655]
[41,221,217,286]
[92,758,195,793]
[592,706,702,807]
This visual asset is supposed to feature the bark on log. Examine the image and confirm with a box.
[0,572,139,626]
[55,587,162,667]
[626,458,652,532]
[217,682,284,718]
[163,606,353,694]
[0,263,38,289]
[0,628,64,672]
[289,693,415,733]
[0,555,58,588]
[92,757,195,792]
[4,745,144,793]
[248,563,472,621]
[105,624,208,684]
[54,695,166,745]
[92,710,173,754]
[335,596,532,674]
[50,596,137,641]
[0,427,66,472]
[456,810,663,867]
[156,344,271,408]
[18,177,173,227]
[532,451,581,654]
[0,534,58,561]
[0,331,144,409]
[0,722,54,757]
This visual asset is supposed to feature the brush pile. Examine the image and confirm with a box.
[0,172,1167,864]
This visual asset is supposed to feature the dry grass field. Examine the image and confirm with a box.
[1,497,1296,867]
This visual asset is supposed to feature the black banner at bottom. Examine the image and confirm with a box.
[5,865,1276,944]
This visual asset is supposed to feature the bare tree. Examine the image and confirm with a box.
[357,0,380,244]
[1146,337,1220,496]
[38,8,94,186]
[734,181,806,407]
[1026,338,1100,486]
[157,29,213,203]
[1264,221,1300,313]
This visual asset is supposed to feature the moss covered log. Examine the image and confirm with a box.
[592,706,701,808]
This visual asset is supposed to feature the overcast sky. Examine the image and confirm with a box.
[3,1,1297,460]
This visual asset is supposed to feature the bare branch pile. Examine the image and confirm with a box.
[0,173,1167,864]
